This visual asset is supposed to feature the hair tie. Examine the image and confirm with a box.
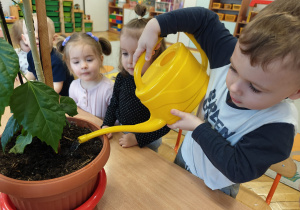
[86,32,99,42]
[62,36,71,46]
[137,15,142,19]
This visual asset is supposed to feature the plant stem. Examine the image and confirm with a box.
[0,2,23,84]
[22,0,45,83]
[35,0,53,88]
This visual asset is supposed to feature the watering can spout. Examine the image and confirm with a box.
[78,116,166,144]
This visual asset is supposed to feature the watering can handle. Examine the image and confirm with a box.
[134,33,208,89]
[185,33,208,71]
[134,37,163,90]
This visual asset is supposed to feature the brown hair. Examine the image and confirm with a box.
[57,32,112,75]
[118,4,166,76]
[10,19,24,48]
[239,0,300,71]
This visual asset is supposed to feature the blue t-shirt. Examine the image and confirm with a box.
[27,48,74,96]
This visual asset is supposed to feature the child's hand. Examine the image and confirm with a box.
[133,18,161,66]
[167,109,203,131]
[119,133,138,148]
[102,125,112,139]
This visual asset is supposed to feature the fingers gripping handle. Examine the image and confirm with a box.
[134,52,146,91]
[185,33,208,70]
[134,37,163,90]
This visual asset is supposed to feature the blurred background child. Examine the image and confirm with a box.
[102,4,170,152]
[10,19,30,75]
[22,13,74,96]
[57,32,113,120]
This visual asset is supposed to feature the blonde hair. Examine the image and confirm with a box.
[239,0,300,71]
[57,32,111,75]
[10,19,24,48]
[22,13,55,37]
[118,4,166,76]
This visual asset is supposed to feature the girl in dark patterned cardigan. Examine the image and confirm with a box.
[102,4,170,152]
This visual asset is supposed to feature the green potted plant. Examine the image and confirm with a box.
[0,1,109,209]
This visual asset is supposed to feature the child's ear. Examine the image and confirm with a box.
[21,34,27,44]
[53,34,58,41]
[100,55,104,63]
[288,90,300,100]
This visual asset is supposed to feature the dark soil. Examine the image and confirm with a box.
[0,123,103,181]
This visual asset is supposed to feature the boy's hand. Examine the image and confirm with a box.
[133,18,161,66]
[102,125,112,139]
[119,133,138,148]
[167,109,203,131]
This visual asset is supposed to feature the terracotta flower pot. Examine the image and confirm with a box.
[0,117,110,210]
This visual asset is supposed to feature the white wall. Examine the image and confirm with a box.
[74,0,109,31]
[3,1,13,16]
[73,0,84,10]
[84,0,109,31]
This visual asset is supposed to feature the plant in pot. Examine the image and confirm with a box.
[0,1,109,210]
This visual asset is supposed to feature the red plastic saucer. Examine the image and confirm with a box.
[0,169,107,210]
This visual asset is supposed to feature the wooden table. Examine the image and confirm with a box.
[75,109,249,209]
[0,108,249,209]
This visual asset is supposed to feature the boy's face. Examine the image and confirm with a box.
[226,41,300,110]
[21,17,54,50]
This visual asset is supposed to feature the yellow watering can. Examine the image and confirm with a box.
[76,33,209,145]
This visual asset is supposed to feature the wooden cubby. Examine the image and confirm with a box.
[234,0,273,37]
[73,9,84,33]
[209,0,251,37]
[9,5,20,22]
[232,0,251,37]
[28,0,92,36]
[108,0,130,34]
[8,0,93,35]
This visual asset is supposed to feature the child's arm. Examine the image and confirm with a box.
[134,7,236,69]
[119,133,137,148]
[25,71,36,81]
[135,125,170,148]
[192,122,294,183]
[53,81,63,94]
[101,125,113,139]
[167,109,203,131]
[102,73,122,127]
[134,19,160,63]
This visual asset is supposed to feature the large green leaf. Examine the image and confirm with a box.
[10,81,66,152]
[9,130,33,154]
[0,39,20,126]
[60,96,78,117]
[1,115,20,152]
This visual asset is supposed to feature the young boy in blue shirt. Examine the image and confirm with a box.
[22,14,73,96]
[133,0,300,198]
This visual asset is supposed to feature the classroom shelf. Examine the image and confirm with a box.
[209,0,251,37]
[108,0,129,34]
